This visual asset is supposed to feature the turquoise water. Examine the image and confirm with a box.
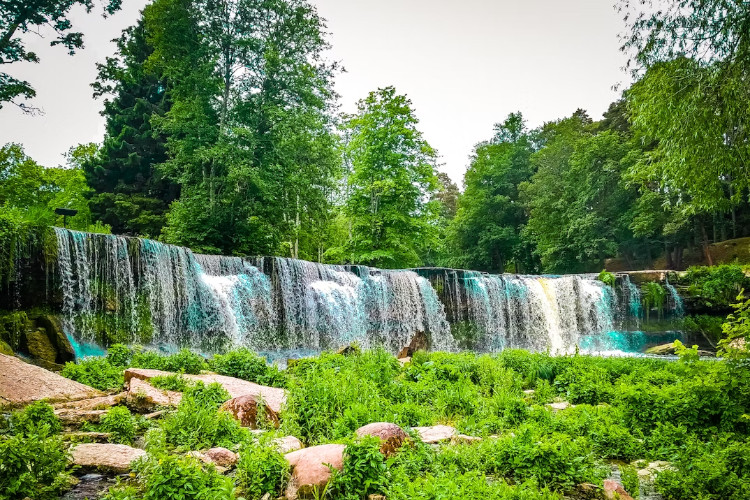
[578,330,686,354]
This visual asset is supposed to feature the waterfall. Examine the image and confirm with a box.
[50,228,685,356]
[665,280,685,318]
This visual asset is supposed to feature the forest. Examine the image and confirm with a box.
[3,0,750,273]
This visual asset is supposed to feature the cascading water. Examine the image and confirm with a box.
[50,228,686,357]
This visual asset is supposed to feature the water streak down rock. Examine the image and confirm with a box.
[9,228,687,357]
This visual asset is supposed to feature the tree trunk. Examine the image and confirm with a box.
[700,221,714,266]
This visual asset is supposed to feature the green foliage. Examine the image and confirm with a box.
[673,340,699,363]
[131,348,208,374]
[11,401,61,436]
[389,472,560,500]
[0,426,70,499]
[337,86,441,268]
[449,112,537,273]
[642,282,667,319]
[654,436,750,500]
[107,453,237,500]
[61,356,125,391]
[682,265,750,309]
[100,406,137,445]
[235,438,290,499]
[681,315,724,344]
[719,291,750,359]
[209,348,286,388]
[0,0,122,111]
[620,465,640,499]
[330,436,388,499]
[598,270,616,287]
[150,373,193,392]
[106,343,133,367]
[160,382,246,450]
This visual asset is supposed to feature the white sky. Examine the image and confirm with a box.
[0,0,630,185]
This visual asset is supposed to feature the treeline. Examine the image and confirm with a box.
[2,0,749,273]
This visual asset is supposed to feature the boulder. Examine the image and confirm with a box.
[71,443,146,473]
[644,343,676,356]
[127,377,182,410]
[33,314,75,363]
[452,434,482,444]
[412,425,456,444]
[355,422,408,456]
[220,394,279,429]
[0,353,102,407]
[274,436,303,454]
[23,328,58,365]
[285,444,345,499]
[603,479,634,500]
[124,368,286,414]
[397,331,428,358]
[203,447,238,468]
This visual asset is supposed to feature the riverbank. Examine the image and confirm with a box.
[2,346,748,499]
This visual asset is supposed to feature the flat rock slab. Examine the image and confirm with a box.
[124,368,286,414]
[127,377,182,409]
[412,425,457,443]
[55,409,108,425]
[547,401,574,411]
[71,443,146,473]
[0,353,102,407]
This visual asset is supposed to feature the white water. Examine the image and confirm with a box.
[52,228,684,355]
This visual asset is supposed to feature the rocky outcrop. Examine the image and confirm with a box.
[71,443,146,473]
[412,425,456,443]
[220,393,279,428]
[355,422,408,456]
[603,479,634,500]
[0,353,101,407]
[33,314,75,363]
[124,368,287,414]
[55,409,108,426]
[285,444,345,499]
[398,331,428,358]
[127,377,182,410]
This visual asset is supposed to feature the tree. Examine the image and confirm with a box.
[450,113,536,273]
[339,86,440,268]
[0,0,122,111]
[85,14,177,238]
[148,0,340,256]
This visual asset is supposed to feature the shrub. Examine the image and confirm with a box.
[209,348,286,387]
[100,406,137,444]
[160,382,247,450]
[719,292,750,358]
[682,265,750,309]
[125,453,236,500]
[60,357,124,391]
[106,343,133,366]
[132,348,208,374]
[330,436,388,499]
[620,465,640,499]
[0,428,70,499]
[389,472,560,500]
[150,373,193,392]
[235,438,290,499]
[11,401,61,436]
[598,270,616,287]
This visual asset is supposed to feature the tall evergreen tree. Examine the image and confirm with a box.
[85,15,177,238]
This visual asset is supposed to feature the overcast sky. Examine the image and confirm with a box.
[0,0,630,185]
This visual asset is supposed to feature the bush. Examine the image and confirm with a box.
[389,471,560,500]
[235,438,290,499]
[11,401,61,436]
[100,406,137,444]
[106,343,133,366]
[150,373,193,392]
[0,428,70,499]
[60,357,124,391]
[160,382,247,450]
[682,265,750,309]
[330,436,388,499]
[209,348,286,387]
[115,453,237,500]
[132,348,208,374]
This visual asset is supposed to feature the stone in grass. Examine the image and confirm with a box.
[547,401,574,411]
[355,422,408,457]
[220,394,280,429]
[189,447,239,468]
[412,425,456,444]
[274,436,303,454]
[71,443,146,473]
[603,479,635,500]
[127,377,182,410]
[285,444,345,500]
